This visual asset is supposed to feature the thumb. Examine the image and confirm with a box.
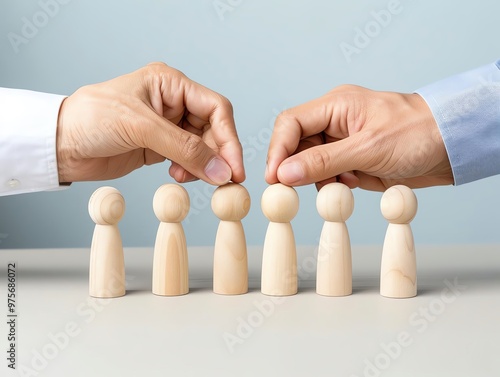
[144,119,232,186]
[276,134,369,186]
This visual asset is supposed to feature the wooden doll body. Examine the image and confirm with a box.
[212,183,250,295]
[316,183,354,297]
[152,184,190,296]
[152,222,188,296]
[380,223,416,298]
[380,185,418,298]
[261,222,297,296]
[213,220,248,294]
[261,184,299,296]
[88,187,126,298]
[316,221,352,296]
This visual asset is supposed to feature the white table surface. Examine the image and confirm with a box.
[0,244,499,377]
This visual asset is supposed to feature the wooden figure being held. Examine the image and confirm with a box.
[261,183,299,296]
[316,183,354,297]
[212,183,251,295]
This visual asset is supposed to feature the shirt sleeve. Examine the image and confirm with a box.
[415,60,500,185]
[0,88,68,196]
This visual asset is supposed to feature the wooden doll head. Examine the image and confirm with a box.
[88,187,125,225]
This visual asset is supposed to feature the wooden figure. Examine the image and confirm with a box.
[380,185,418,298]
[261,183,299,296]
[212,183,251,295]
[316,183,353,296]
[152,184,190,296]
[88,186,126,298]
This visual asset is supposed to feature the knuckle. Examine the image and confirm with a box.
[179,133,205,162]
[330,84,362,95]
[145,62,186,81]
[146,61,167,69]
[308,150,331,177]
[275,110,295,128]
[217,95,233,113]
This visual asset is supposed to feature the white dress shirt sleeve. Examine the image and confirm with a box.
[415,60,500,185]
[0,88,67,196]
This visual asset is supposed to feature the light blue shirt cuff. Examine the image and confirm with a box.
[415,61,500,185]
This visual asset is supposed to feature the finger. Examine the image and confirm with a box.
[144,149,167,166]
[315,171,358,191]
[293,134,324,155]
[265,95,342,184]
[266,134,323,184]
[337,172,360,189]
[181,80,245,183]
[315,177,338,191]
[349,171,386,191]
[169,162,198,183]
[144,64,245,183]
[276,133,372,186]
[143,116,232,185]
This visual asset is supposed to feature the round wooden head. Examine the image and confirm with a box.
[261,183,299,222]
[88,187,125,225]
[153,184,190,223]
[211,183,251,221]
[316,183,354,222]
[380,185,418,224]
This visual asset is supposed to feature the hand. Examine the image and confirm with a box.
[265,85,453,191]
[56,62,245,185]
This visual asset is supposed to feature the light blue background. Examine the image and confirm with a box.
[0,0,499,249]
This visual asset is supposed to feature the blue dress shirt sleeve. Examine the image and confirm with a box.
[415,60,500,185]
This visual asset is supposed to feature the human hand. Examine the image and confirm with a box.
[265,85,453,191]
[56,62,245,185]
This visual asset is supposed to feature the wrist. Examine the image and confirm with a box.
[56,98,73,185]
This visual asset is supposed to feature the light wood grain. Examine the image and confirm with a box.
[261,184,299,296]
[88,187,126,298]
[212,183,250,295]
[380,185,418,298]
[152,184,190,296]
[316,183,353,296]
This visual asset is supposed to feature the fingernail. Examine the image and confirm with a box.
[278,162,304,184]
[205,158,231,185]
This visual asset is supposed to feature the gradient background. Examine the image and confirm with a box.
[0,0,499,249]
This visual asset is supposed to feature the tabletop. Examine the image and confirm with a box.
[0,244,499,377]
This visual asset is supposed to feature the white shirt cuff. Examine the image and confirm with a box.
[0,88,68,196]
